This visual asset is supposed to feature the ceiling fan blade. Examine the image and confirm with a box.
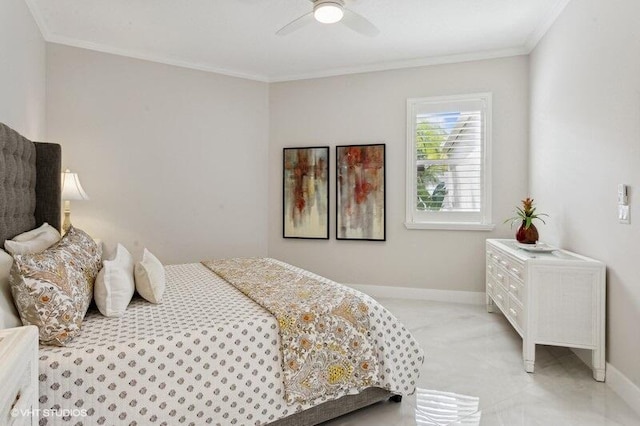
[342,9,379,37]
[276,12,314,36]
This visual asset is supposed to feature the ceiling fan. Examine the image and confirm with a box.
[276,0,380,37]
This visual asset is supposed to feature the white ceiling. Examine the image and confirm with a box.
[26,0,570,82]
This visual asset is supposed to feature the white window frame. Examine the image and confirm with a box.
[405,93,494,231]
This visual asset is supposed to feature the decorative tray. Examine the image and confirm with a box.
[516,242,557,253]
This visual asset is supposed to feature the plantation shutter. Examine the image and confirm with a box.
[406,94,492,229]
[415,109,482,212]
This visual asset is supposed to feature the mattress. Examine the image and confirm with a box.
[38,261,423,425]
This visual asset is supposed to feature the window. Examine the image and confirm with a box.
[405,93,494,230]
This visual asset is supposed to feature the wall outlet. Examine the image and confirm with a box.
[618,205,630,224]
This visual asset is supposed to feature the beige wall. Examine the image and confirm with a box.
[268,57,530,291]
[0,0,46,139]
[46,44,270,263]
[530,0,640,387]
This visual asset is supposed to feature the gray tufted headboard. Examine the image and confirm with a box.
[0,123,61,243]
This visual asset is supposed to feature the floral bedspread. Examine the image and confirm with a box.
[202,258,380,404]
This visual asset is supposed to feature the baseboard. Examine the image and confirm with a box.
[346,283,485,305]
[568,349,640,416]
[605,362,640,417]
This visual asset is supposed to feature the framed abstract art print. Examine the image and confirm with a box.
[336,144,386,241]
[283,146,330,239]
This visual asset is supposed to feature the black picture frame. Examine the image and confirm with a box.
[336,144,386,241]
[283,146,330,239]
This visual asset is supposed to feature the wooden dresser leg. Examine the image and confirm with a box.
[523,340,535,373]
[592,348,606,382]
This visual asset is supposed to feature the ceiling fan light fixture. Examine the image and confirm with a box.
[313,0,344,24]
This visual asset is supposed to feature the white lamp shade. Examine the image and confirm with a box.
[314,1,344,24]
[61,169,89,201]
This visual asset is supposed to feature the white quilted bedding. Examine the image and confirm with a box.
[38,261,423,426]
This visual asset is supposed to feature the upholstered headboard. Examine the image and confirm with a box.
[0,123,61,243]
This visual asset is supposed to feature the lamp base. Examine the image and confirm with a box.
[63,201,71,235]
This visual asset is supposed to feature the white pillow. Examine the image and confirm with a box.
[134,248,165,304]
[0,249,22,328]
[94,244,135,317]
[4,223,61,255]
[12,223,59,242]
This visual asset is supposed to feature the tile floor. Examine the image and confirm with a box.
[324,298,640,426]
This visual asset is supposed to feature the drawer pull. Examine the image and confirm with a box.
[511,268,521,276]
[500,260,508,267]
[496,294,503,301]
[509,284,517,291]
[496,273,504,282]
[487,282,493,289]
[487,265,494,272]
[509,308,517,317]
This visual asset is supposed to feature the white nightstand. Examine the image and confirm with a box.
[486,239,606,381]
[0,326,39,425]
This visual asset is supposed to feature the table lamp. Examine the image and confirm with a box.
[61,169,89,234]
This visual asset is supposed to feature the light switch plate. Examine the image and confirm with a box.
[618,205,630,224]
[618,184,628,205]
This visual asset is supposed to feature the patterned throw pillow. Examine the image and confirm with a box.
[10,226,102,346]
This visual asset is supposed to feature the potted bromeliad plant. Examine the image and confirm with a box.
[505,197,548,244]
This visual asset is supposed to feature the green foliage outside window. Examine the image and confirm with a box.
[416,121,448,210]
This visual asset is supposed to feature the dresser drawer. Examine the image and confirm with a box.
[492,282,508,311]
[505,258,524,283]
[486,261,497,277]
[487,257,501,281]
[507,277,524,305]
[493,269,508,289]
[486,272,498,298]
[507,295,524,333]
[494,248,524,280]
[487,248,504,267]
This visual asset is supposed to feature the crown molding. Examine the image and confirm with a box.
[525,0,571,51]
[24,0,50,39]
[24,0,270,82]
[43,35,528,83]
[268,47,529,83]
[45,35,271,83]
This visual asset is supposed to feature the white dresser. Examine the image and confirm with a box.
[0,326,39,425]
[485,239,606,381]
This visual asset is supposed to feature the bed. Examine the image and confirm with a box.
[0,122,424,425]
